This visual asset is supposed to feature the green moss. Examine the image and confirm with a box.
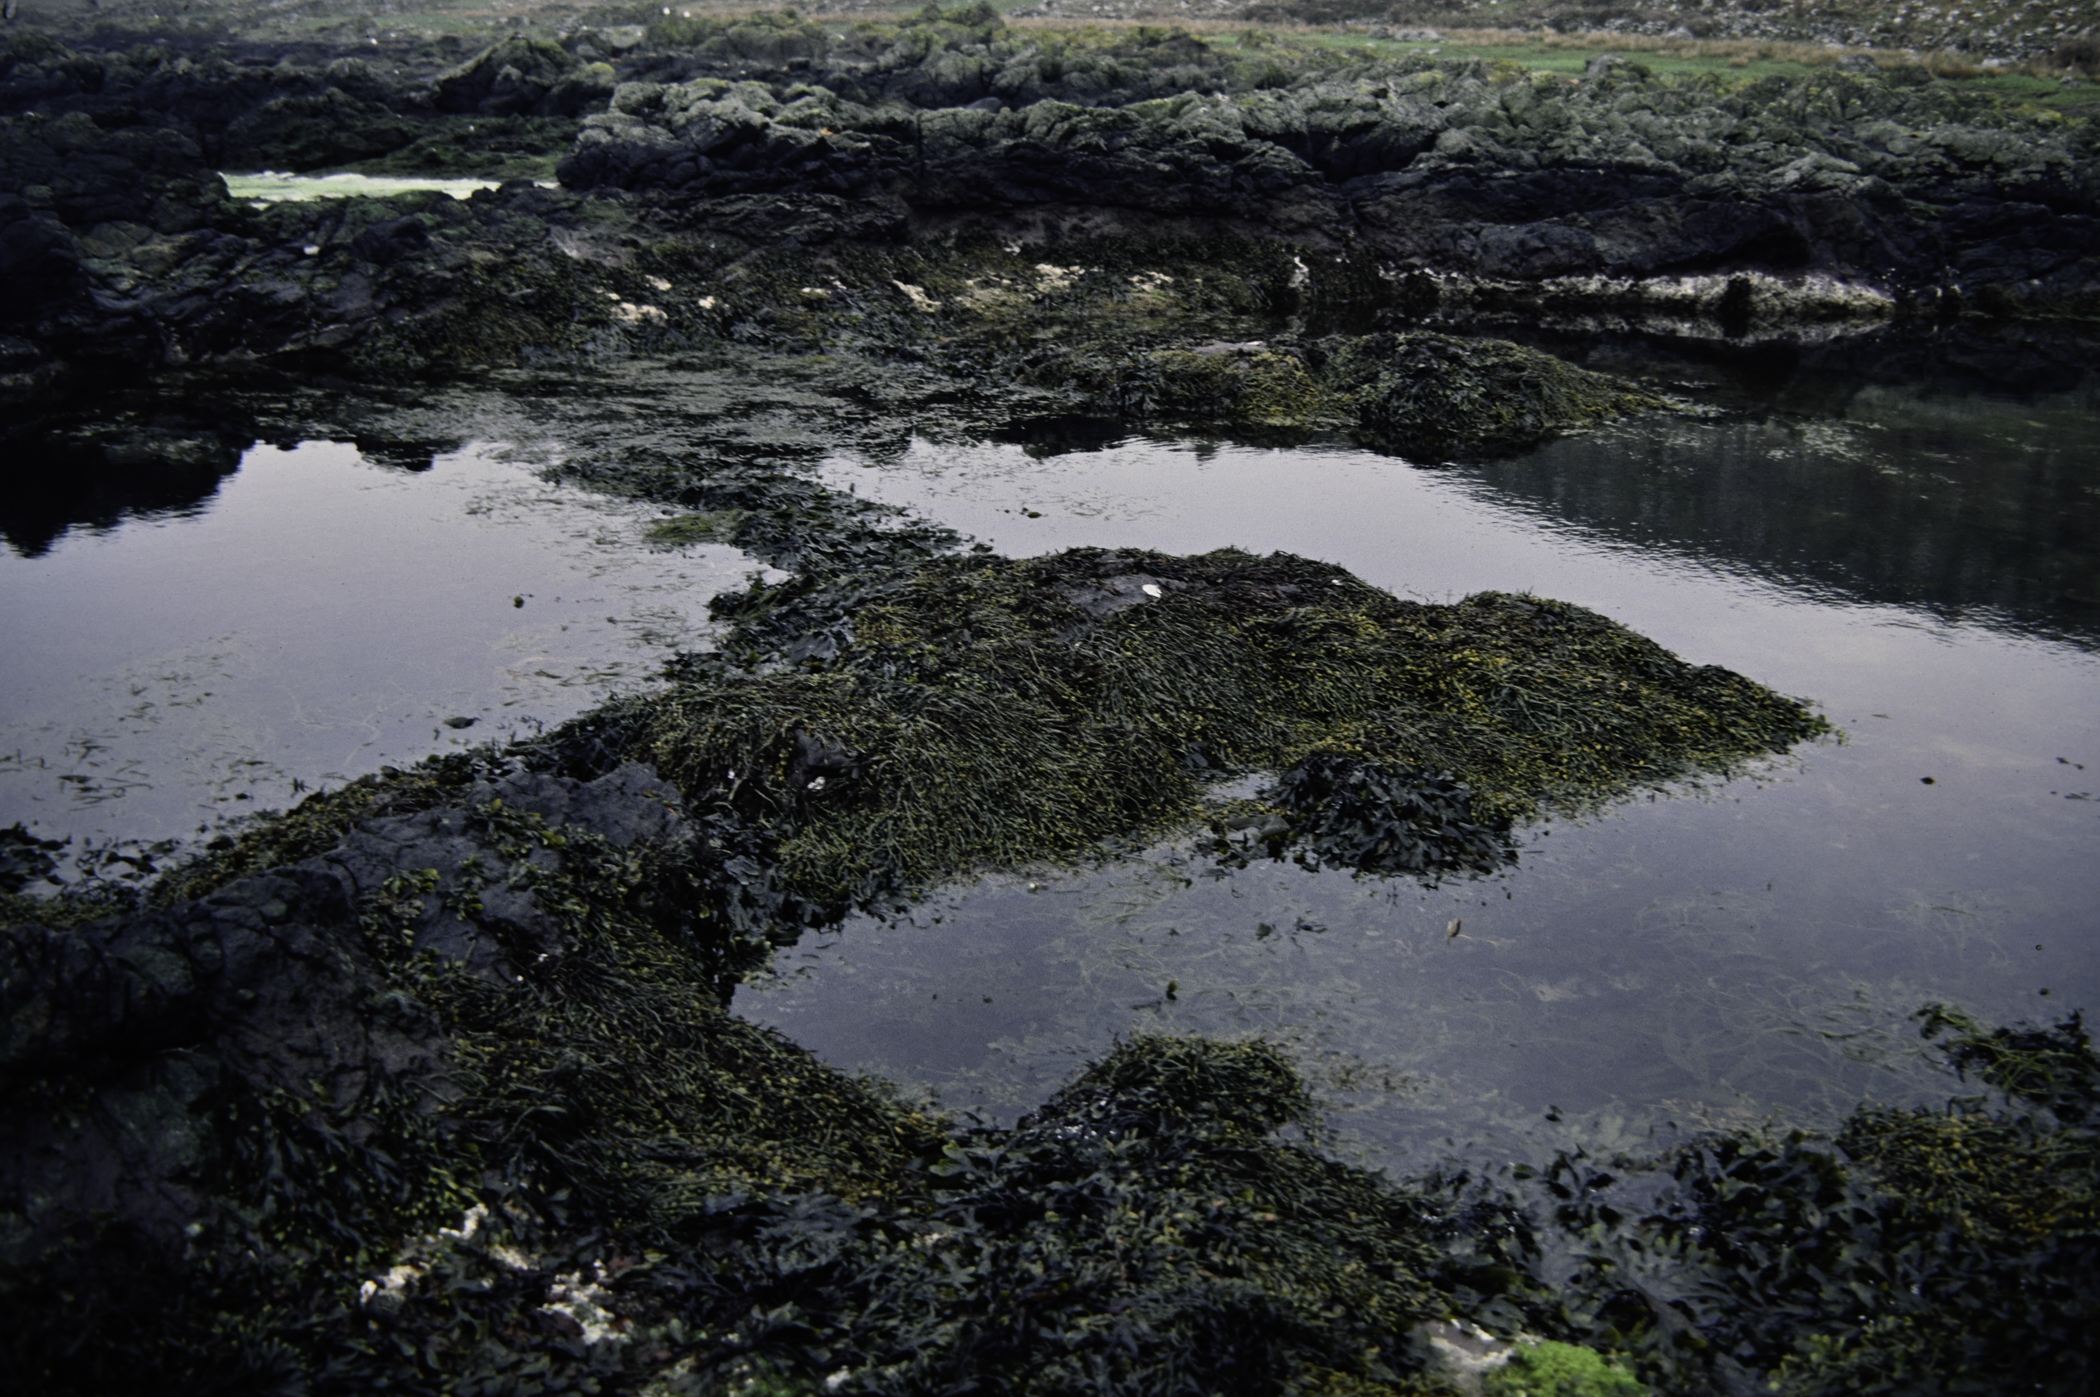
[1485,1342,1648,1397]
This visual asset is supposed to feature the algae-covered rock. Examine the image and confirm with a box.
[1539,1006,2100,1397]
[1050,330,1667,453]
[1485,1341,1648,1396]
[0,759,938,1391]
[1341,331,1667,456]
[561,546,1824,901]
[433,35,586,117]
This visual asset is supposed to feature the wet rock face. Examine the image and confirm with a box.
[0,111,226,233]
[0,867,438,1248]
[309,763,690,983]
[220,88,422,171]
[434,36,618,118]
[0,762,689,1254]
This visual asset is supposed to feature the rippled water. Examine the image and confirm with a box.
[0,438,749,858]
[738,377,2100,1164]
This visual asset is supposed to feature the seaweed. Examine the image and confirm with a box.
[544,548,1824,902]
[1530,1007,2100,1397]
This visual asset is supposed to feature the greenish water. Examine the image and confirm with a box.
[221,171,556,203]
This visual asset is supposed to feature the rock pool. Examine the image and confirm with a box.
[744,355,2100,1162]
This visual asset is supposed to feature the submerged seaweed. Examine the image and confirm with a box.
[1504,1007,2100,1397]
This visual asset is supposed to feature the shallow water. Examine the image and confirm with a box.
[0,438,747,861]
[737,379,2100,1164]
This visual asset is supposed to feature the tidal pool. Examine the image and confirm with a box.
[739,374,2100,1166]
[0,437,749,865]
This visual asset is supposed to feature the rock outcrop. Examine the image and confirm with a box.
[560,59,2100,315]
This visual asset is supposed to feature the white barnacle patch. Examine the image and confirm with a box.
[541,1267,629,1345]
[357,1263,423,1311]
[892,280,941,312]
[1033,262,1084,291]
[442,1203,490,1241]
[611,301,669,325]
[646,274,672,291]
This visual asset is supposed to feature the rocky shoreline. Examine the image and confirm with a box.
[5,7,2099,1396]
[3,8,2096,408]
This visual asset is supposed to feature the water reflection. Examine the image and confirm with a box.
[0,415,248,558]
[1464,399,2100,647]
[0,437,747,856]
[773,386,2100,1166]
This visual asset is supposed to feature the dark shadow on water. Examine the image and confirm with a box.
[1466,323,2100,648]
[989,413,1127,459]
[0,412,251,558]
[0,394,472,556]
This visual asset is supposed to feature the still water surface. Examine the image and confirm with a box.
[0,439,748,854]
[740,383,2100,1164]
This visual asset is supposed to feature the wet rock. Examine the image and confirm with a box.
[0,762,693,1253]
[0,866,442,1248]
[348,213,432,265]
[0,111,225,233]
[221,87,422,172]
[308,763,689,983]
[435,36,605,117]
[1063,572,1177,620]
[557,56,2098,315]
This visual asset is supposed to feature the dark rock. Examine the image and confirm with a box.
[558,62,2099,310]
[221,87,422,172]
[434,36,592,117]
[348,214,431,265]
[0,867,440,1248]
[1,762,692,1255]
[0,111,225,233]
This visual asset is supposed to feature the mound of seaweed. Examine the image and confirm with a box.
[545,546,1823,899]
[0,760,943,1394]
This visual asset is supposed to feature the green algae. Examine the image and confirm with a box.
[1486,1342,1649,1397]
